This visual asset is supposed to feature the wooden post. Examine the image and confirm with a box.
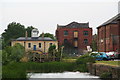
[40,54,41,62]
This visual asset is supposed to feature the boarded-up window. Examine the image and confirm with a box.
[74,31,78,38]
[74,41,78,47]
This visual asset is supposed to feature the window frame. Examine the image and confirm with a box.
[39,43,41,48]
[84,39,88,44]
[83,31,89,36]
[64,30,68,36]
[49,43,53,46]
[28,43,31,48]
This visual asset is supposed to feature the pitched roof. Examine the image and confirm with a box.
[97,13,120,28]
[12,37,56,41]
[57,22,89,28]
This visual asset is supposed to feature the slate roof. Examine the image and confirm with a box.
[12,37,56,41]
[57,22,89,28]
[97,13,120,28]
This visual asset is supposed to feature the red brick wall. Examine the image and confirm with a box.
[97,24,119,52]
[56,27,92,50]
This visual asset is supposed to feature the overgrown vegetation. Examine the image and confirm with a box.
[2,62,75,79]
[100,72,112,79]
[75,53,96,72]
[2,43,25,65]
[2,53,96,79]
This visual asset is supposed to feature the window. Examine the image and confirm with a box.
[64,39,68,43]
[84,39,88,44]
[83,31,88,36]
[74,31,78,38]
[74,40,78,47]
[28,43,31,48]
[50,43,52,46]
[39,43,41,48]
[64,30,68,36]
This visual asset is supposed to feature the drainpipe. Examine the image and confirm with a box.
[118,19,120,53]
[104,26,106,52]
[44,42,45,53]
[97,28,99,52]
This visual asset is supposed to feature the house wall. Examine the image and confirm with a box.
[11,40,58,53]
[97,24,119,52]
[56,27,92,51]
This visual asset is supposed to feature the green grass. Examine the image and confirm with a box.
[96,61,120,66]
[0,50,2,79]
[62,59,77,62]
[2,62,77,79]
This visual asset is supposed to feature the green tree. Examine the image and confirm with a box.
[2,22,36,48]
[2,22,26,46]
[40,33,55,40]
[91,40,97,51]
[11,43,25,62]
[91,34,97,51]
[26,26,34,37]
[48,45,56,61]
[2,43,25,65]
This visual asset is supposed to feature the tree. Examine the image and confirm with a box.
[48,45,56,61]
[2,22,26,46]
[2,22,36,48]
[91,34,97,51]
[26,26,35,37]
[2,43,25,64]
[11,43,25,62]
[40,33,55,40]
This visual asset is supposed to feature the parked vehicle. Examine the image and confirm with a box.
[90,52,110,61]
[114,52,120,59]
[106,52,115,60]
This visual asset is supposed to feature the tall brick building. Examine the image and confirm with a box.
[56,22,92,54]
[97,13,120,52]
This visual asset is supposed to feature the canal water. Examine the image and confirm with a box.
[28,71,100,80]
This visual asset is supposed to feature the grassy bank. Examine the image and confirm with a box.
[96,61,120,66]
[2,62,77,79]
[2,53,95,79]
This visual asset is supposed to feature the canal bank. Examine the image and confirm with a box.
[87,62,120,79]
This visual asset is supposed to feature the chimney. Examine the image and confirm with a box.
[42,32,44,39]
[25,31,28,39]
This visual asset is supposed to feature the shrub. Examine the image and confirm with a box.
[75,53,95,72]
[100,72,112,79]
[76,53,95,65]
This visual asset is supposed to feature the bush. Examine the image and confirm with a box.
[2,43,25,65]
[76,53,95,65]
[2,63,27,79]
[75,53,95,72]
[2,62,76,79]
[100,72,112,79]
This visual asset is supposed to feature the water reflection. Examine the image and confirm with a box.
[28,71,100,79]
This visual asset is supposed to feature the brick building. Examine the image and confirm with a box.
[97,13,120,52]
[56,22,92,55]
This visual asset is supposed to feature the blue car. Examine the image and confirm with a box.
[90,52,110,61]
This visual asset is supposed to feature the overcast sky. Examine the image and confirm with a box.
[0,0,120,36]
